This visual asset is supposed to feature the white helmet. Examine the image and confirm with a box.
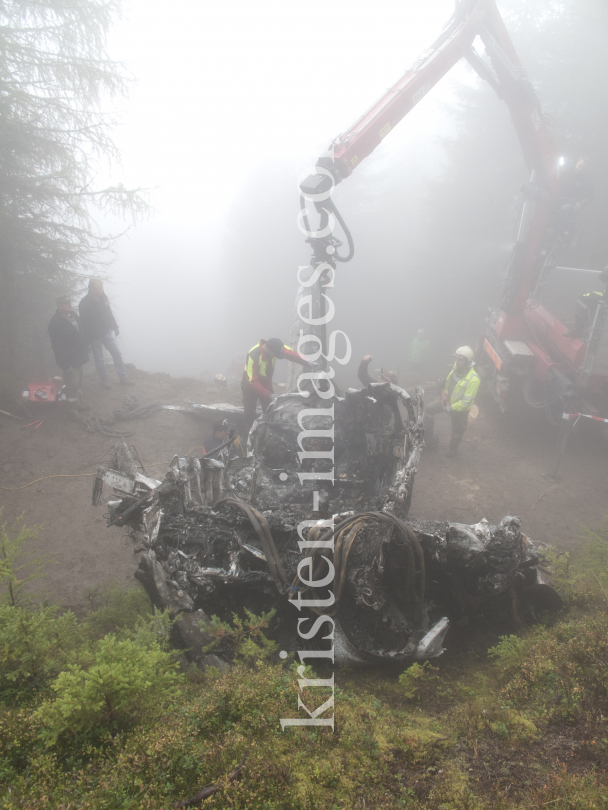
[454,346,474,363]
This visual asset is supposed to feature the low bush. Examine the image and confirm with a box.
[202,606,278,663]
[35,634,182,747]
[0,510,50,607]
[2,519,608,808]
[399,661,440,701]
[503,612,608,724]
[0,604,80,703]
[83,581,153,639]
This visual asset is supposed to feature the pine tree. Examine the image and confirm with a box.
[0,0,146,389]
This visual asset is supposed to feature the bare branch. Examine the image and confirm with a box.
[174,753,249,808]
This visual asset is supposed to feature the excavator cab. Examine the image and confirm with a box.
[534,267,604,327]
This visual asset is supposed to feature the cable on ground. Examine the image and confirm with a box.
[0,473,96,491]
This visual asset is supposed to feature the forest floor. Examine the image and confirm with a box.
[1,365,607,615]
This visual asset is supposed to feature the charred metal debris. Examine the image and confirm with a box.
[93,382,561,668]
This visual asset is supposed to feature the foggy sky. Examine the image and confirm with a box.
[99,0,523,386]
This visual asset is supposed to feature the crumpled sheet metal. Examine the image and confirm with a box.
[246,385,422,517]
[178,399,253,417]
[417,516,530,596]
[95,388,560,666]
[440,516,528,596]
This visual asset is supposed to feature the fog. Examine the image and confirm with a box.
[101,0,526,387]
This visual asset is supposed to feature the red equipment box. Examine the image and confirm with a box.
[22,380,65,403]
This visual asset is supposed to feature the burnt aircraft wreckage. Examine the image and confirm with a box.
[93,380,561,668]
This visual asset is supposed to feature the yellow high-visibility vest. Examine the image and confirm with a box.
[444,364,480,412]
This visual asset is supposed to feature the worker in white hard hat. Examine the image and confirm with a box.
[424,346,480,457]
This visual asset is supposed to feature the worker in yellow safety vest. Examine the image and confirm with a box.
[241,338,310,436]
[424,345,480,458]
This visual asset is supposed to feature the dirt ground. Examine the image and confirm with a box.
[1,367,606,614]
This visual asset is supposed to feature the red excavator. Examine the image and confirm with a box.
[299,0,608,432]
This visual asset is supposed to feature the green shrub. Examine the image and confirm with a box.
[575,518,608,605]
[543,519,608,608]
[202,607,278,663]
[0,705,40,782]
[488,633,528,673]
[450,696,540,745]
[398,661,440,701]
[5,522,608,808]
[0,511,49,606]
[503,613,608,724]
[123,605,173,650]
[82,582,153,640]
[0,604,79,703]
[35,634,182,746]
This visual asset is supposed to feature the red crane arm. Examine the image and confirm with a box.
[325,0,489,183]
[479,1,558,182]
[319,0,558,190]
[478,2,559,315]
[301,0,561,318]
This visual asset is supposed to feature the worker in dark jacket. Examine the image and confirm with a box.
[79,278,133,388]
[241,338,309,435]
[564,267,607,339]
[48,294,89,409]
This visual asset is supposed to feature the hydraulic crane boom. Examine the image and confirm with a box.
[316,1,489,185]
[319,1,555,186]
[300,0,559,323]
[296,0,608,434]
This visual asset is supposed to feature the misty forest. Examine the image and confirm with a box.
[2,0,608,808]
